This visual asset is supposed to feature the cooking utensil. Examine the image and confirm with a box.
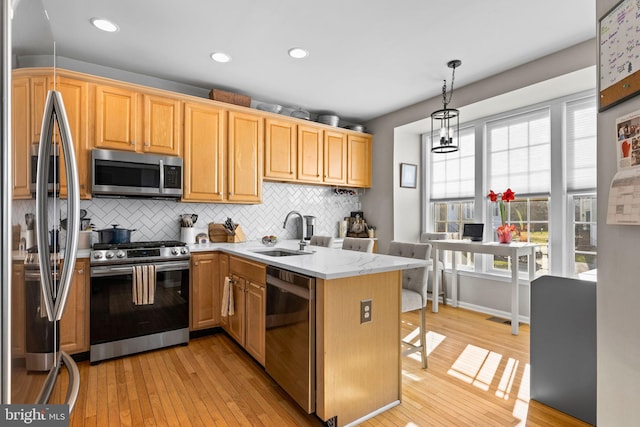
[179,214,198,227]
[257,103,283,113]
[97,225,136,244]
[290,107,310,120]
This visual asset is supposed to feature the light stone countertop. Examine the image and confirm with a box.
[189,239,425,280]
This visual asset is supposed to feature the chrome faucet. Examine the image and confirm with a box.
[283,210,304,241]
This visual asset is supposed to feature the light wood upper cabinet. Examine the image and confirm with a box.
[228,111,263,203]
[183,101,226,202]
[60,259,89,354]
[298,125,324,183]
[56,76,91,199]
[11,76,33,199]
[190,252,221,330]
[324,130,347,184]
[347,134,372,187]
[95,85,182,155]
[264,118,297,181]
[94,84,138,152]
[142,93,182,156]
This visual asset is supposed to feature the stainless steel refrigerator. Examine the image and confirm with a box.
[2,0,80,411]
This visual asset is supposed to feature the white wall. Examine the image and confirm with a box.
[596,1,640,425]
[392,129,422,243]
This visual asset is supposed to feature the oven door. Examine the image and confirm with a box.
[89,260,189,355]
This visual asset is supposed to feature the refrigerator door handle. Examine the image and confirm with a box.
[35,90,80,322]
[51,91,80,321]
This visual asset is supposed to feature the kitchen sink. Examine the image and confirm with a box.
[252,249,314,257]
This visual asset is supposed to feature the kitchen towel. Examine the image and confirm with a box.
[133,264,156,305]
[221,276,235,317]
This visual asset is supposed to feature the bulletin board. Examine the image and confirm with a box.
[599,0,640,111]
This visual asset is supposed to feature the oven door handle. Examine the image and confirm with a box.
[91,260,190,277]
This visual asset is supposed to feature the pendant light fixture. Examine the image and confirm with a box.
[431,59,462,153]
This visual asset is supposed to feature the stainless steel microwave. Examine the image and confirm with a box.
[91,148,182,198]
[30,142,60,193]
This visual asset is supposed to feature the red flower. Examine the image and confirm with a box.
[502,188,515,202]
[487,190,498,202]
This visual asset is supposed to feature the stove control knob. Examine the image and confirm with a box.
[105,251,115,259]
[116,250,126,258]
[171,247,179,255]
[180,247,189,255]
[93,252,103,260]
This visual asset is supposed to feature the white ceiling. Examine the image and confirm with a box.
[12,0,596,124]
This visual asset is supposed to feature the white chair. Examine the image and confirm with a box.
[309,235,334,247]
[388,240,431,368]
[420,232,448,306]
[341,237,374,253]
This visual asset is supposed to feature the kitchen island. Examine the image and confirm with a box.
[190,239,426,427]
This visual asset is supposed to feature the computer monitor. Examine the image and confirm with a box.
[462,223,484,241]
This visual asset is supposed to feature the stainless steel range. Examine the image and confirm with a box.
[89,240,190,363]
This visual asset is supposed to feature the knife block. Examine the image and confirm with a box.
[227,224,246,243]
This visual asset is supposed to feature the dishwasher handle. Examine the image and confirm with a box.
[266,273,312,300]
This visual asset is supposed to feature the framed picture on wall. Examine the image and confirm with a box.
[400,163,417,188]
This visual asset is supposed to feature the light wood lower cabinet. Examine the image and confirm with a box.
[11,263,26,357]
[60,259,89,354]
[223,255,266,366]
[190,252,222,330]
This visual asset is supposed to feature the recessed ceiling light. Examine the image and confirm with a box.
[288,47,309,59]
[211,52,232,63]
[90,17,119,33]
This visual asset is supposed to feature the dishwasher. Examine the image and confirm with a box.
[265,266,316,413]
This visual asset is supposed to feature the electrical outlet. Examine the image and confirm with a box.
[360,299,372,324]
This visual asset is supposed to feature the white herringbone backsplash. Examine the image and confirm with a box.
[12,182,363,244]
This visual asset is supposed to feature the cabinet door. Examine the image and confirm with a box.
[56,77,91,199]
[298,125,323,183]
[95,84,138,151]
[11,263,25,357]
[245,280,266,366]
[191,252,221,330]
[183,102,226,202]
[227,275,246,346]
[324,130,347,184]
[264,118,296,181]
[347,134,372,187]
[12,76,32,199]
[142,93,182,156]
[30,76,49,146]
[228,111,263,203]
[60,259,88,354]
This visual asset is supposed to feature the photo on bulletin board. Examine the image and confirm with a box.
[400,163,417,188]
[599,0,640,111]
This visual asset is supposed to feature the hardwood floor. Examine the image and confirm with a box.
[58,305,592,426]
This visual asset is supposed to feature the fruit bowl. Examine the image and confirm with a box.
[261,235,278,246]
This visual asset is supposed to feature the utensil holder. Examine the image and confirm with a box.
[227,225,246,243]
[180,227,196,244]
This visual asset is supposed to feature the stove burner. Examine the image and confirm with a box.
[92,240,186,251]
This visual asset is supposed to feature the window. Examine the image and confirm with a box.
[566,97,597,275]
[424,90,596,279]
[490,197,549,275]
[430,127,476,267]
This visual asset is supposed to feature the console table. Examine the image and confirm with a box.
[430,240,538,334]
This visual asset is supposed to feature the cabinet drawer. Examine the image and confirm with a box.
[229,256,266,284]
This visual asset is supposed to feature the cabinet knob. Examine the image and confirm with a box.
[194,262,199,266]
[78,269,84,274]
[145,141,150,147]
[130,140,135,146]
